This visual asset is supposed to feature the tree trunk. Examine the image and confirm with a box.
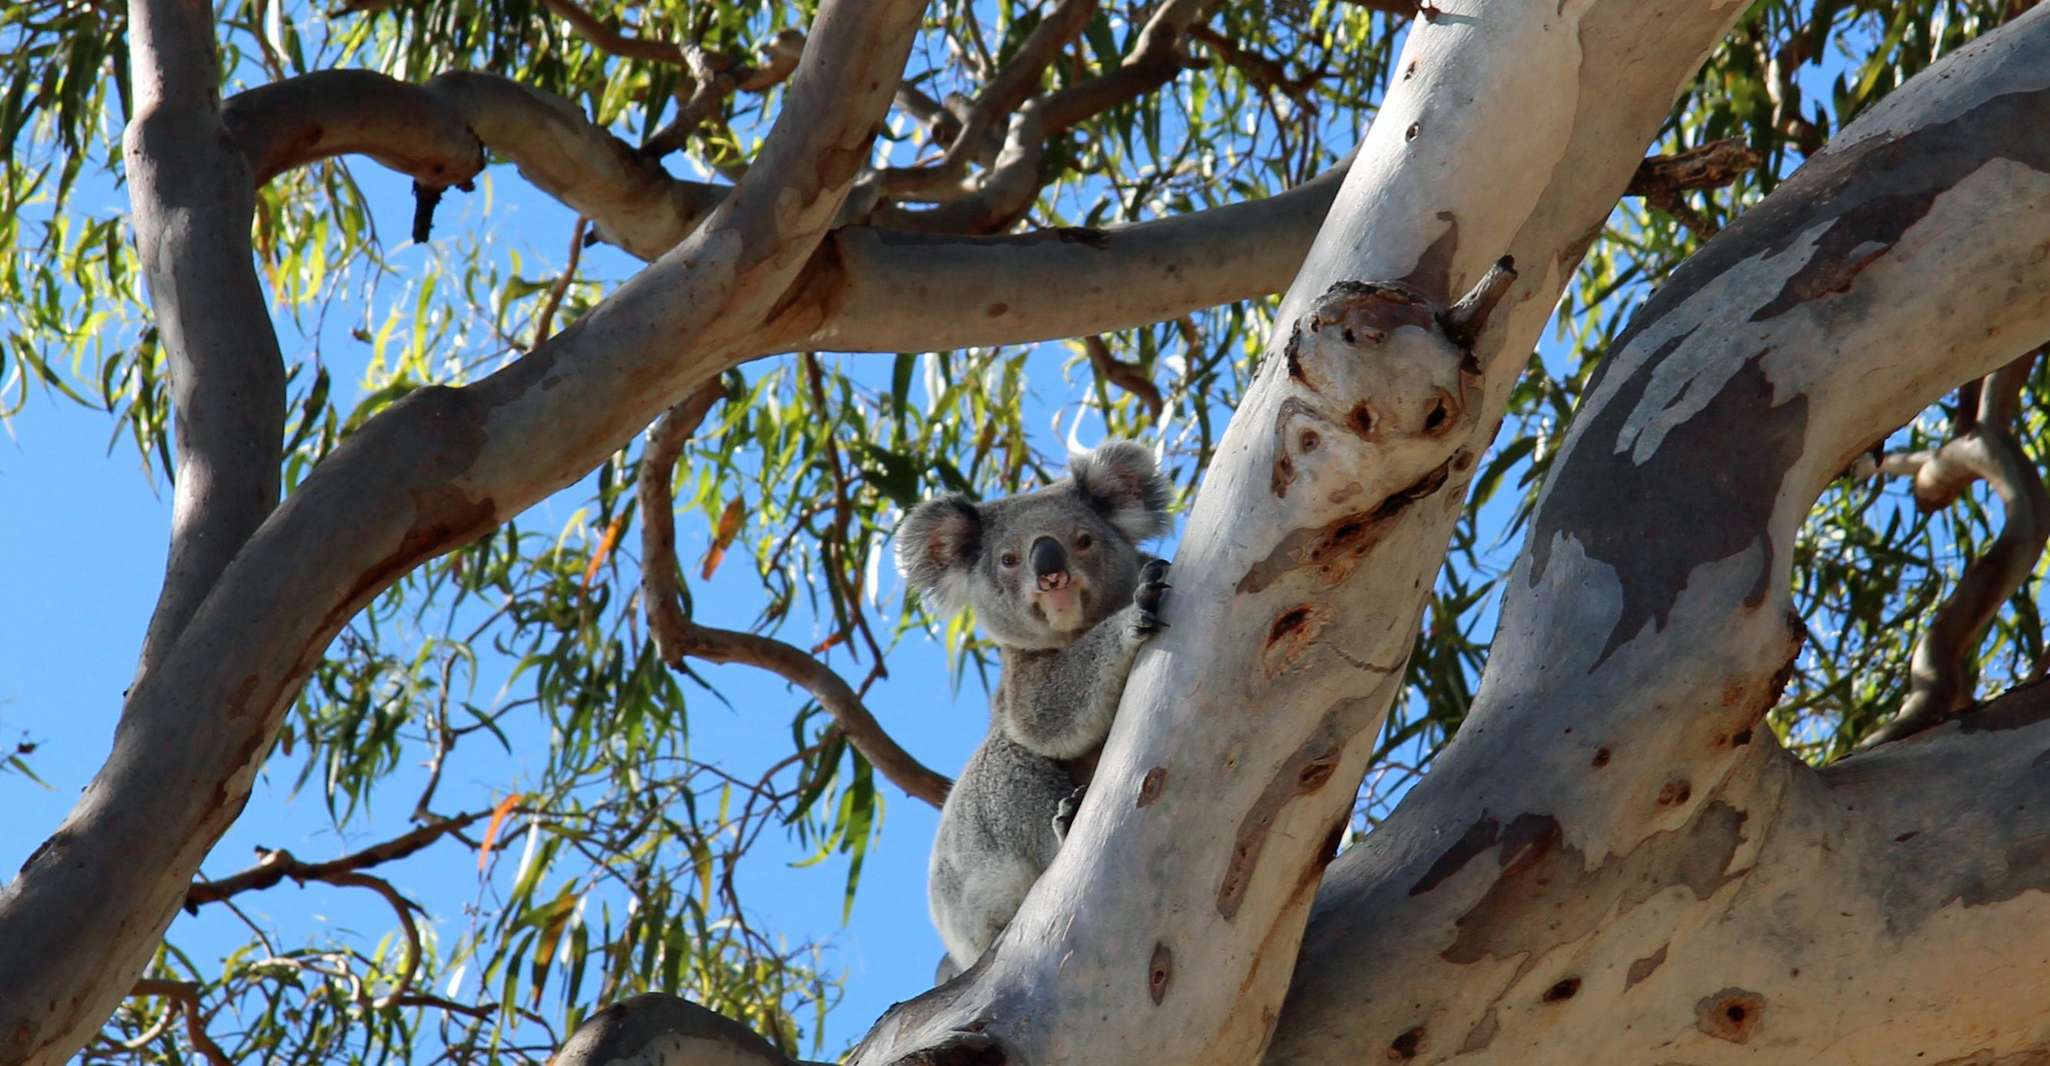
[1272,8,2050,1063]
[560,6,2050,1066]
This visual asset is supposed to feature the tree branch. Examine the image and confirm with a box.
[1271,12,2050,1063]
[122,0,289,685]
[1040,0,1216,136]
[1082,335,1165,418]
[1859,353,2049,746]
[846,2,1756,1065]
[636,387,950,808]
[0,1,929,1059]
[183,809,494,910]
[127,981,231,1066]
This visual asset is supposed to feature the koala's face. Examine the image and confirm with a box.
[896,441,1171,650]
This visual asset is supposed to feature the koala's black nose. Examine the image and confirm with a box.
[1030,536,1068,581]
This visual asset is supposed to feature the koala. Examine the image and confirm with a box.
[895,440,1173,979]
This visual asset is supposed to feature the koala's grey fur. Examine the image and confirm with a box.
[895,441,1172,978]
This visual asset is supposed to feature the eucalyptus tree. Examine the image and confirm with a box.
[4,0,2050,1063]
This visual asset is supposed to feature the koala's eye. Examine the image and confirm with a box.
[999,551,1020,568]
[1075,531,1094,551]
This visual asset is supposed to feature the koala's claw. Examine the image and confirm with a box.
[1132,558,1172,635]
[1053,786,1087,843]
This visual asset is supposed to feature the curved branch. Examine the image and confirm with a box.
[1041,0,1216,135]
[222,69,484,187]
[1082,335,1165,417]
[1861,355,2049,746]
[127,981,231,1066]
[122,0,288,686]
[636,388,950,808]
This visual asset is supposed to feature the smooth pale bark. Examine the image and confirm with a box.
[1269,9,2050,1063]
[121,0,289,683]
[0,1,923,1060]
[843,5,1747,1066]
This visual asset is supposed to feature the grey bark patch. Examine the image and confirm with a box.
[1401,210,1460,302]
[1597,85,2050,357]
[1443,803,1747,965]
[1947,832,2050,908]
[1694,987,1765,1044]
[1528,347,1807,666]
[1457,1010,1498,1053]
[1625,943,1668,988]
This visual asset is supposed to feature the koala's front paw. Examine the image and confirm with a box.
[1053,786,1088,843]
[1129,558,1171,638]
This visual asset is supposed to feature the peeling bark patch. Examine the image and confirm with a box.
[1148,942,1173,1004]
[1236,457,1457,595]
[1608,86,2050,348]
[1272,398,1338,497]
[1308,279,1437,335]
[1528,345,1806,666]
[1137,766,1166,807]
[1402,212,1459,303]
[1261,602,1331,679]
[1283,323,1307,384]
[1458,1011,1497,1053]
[1388,1026,1425,1059]
[1541,976,1581,1002]
[1626,943,1668,988]
[1443,803,1748,965]
[1218,698,1375,919]
[1409,815,1503,897]
[1695,988,1765,1043]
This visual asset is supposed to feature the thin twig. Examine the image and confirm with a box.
[129,980,233,1066]
[184,809,494,909]
[531,216,590,349]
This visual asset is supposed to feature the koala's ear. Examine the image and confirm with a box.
[1070,440,1172,543]
[895,495,982,616]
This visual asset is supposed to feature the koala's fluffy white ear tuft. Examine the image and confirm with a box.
[1070,440,1172,544]
[895,495,981,617]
